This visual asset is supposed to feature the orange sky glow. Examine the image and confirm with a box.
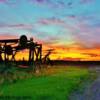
[0,35,100,61]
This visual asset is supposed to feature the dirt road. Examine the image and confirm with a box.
[69,67,100,100]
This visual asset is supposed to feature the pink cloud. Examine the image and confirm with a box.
[0,0,6,3]
[38,17,65,25]
[0,0,6,2]
[73,21,100,48]
[28,16,100,49]
[29,0,73,9]
[36,0,45,3]
[29,0,48,4]
[0,0,19,6]
[0,23,33,31]
[80,0,94,4]
[0,33,18,39]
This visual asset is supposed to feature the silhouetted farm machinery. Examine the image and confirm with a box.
[0,35,53,68]
[42,49,54,65]
[0,35,42,63]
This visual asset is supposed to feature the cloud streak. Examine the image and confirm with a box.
[0,23,33,31]
[80,0,94,4]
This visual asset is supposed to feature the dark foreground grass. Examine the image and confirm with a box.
[0,66,91,100]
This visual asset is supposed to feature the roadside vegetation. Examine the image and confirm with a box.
[0,64,95,100]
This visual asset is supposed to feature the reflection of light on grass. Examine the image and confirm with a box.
[1,66,90,100]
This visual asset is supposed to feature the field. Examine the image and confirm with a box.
[0,64,95,100]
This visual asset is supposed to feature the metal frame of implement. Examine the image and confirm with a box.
[0,35,42,63]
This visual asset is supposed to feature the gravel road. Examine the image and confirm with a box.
[69,67,100,100]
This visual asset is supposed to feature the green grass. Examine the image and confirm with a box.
[0,66,91,100]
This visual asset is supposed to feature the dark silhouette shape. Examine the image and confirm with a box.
[0,44,3,61]
[19,35,27,47]
[42,49,54,65]
[0,35,42,64]
[5,45,13,55]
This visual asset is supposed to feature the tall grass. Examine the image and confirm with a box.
[0,65,92,100]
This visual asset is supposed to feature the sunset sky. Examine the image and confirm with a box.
[0,0,100,61]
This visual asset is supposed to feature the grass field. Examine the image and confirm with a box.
[0,65,93,100]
